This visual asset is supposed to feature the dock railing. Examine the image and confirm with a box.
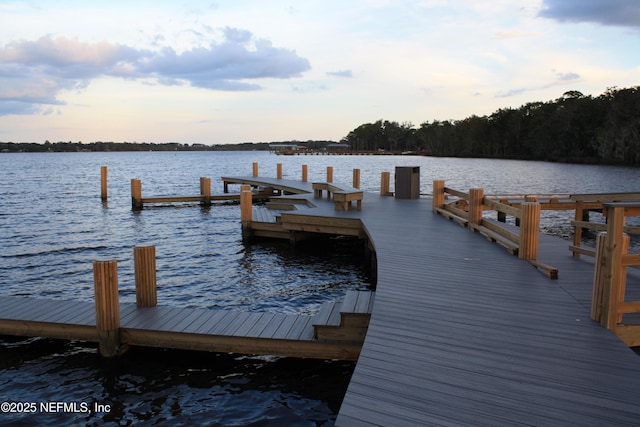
[593,203,640,346]
[432,180,558,278]
[570,193,640,258]
[433,180,640,279]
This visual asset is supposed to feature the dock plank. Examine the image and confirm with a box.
[257,313,288,339]
[168,308,211,333]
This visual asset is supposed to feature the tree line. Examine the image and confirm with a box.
[341,86,640,165]
[2,86,638,165]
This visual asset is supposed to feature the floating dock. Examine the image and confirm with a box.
[0,290,373,361]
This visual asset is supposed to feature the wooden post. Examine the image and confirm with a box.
[302,164,308,182]
[101,166,108,201]
[497,199,508,222]
[591,231,631,323]
[353,168,361,189]
[131,179,142,210]
[252,162,259,177]
[591,232,607,322]
[240,185,253,241]
[601,205,628,329]
[134,246,157,308]
[432,180,445,212]
[573,200,584,258]
[200,177,211,206]
[326,166,333,183]
[519,201,540,260]
[93,260,120,357]
[618,234,631,323]
[277,163,283,179]
[468,188,484,227]
[381,172,391,196]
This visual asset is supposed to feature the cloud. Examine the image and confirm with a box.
[538,0,640,28]
[327,69,353,78]
[555,71,580,81]
[491,31,541,40]
[0,29,311,115]
[495,71,582,98]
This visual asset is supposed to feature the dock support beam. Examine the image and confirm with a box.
[381,172,391,196]
[101,166,108,201]
[241,185,253,242]
[93,260,121,357]
[134,246,157,308]
[131,179,142,210]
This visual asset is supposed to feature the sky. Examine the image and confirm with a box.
[0,0,638,144]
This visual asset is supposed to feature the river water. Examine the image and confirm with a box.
[0,151,638,426]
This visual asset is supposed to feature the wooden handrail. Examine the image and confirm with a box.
[432,180,556,278]
[483,198,521,219]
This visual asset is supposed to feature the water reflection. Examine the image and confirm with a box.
[0,337,353,426]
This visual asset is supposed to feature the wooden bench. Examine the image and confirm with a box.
[312,182,363,211]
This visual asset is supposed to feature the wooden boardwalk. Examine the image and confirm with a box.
[333,195,640,426]
[216,175,640,424]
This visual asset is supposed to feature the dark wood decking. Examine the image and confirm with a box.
[335,195,640,426]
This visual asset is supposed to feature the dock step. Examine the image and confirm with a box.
[313,291,374,342]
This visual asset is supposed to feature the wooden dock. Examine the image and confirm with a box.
[214,172,640,424]
[5,168,640,425]
[0,290,373,361]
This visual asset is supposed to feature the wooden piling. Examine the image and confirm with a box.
[252,162,259,177]
[327,166,334,183]
[381,172,391,196]
[131,179,142,210]
[432,180,445,212]
[302,164,308,182]
[519,201,540,260]
[200,177,211,206]
[101,166,108,201]
[134,246,157,308]
[277,163,283,179]
[468,188,484,227]
[353,169,361,189]
[241,185,253,241]
[93,260,120,357]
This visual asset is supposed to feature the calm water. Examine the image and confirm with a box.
[1,151,638,426]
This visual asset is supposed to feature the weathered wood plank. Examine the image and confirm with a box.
[284,315,313,340]
[270,315,298,339]
[312,301,339,326]
[257,313,288,339]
